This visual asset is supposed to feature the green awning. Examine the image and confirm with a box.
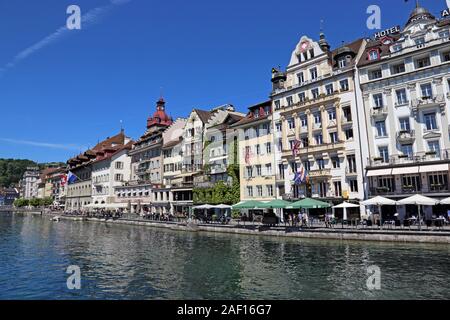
[288,198,331,209]
[258,199,292,209]
[232,200,266,209]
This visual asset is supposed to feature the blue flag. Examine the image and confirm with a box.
[67,171,78,184]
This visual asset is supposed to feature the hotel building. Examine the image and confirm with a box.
[359,5,450,218]
[270,33,368,213]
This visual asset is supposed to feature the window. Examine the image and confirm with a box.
[311,88,320,99]
[314,134,323,145]
[246,166,253,178]
[392,44,402,52]
[298,92,306,102]
[328,108,336,121]
[428,141,441,158]
[318,182,327,198]
[256,185,263,197]
[329,132,338,143]
[276,122,282,132]
[399,117,411,132]
[314,112,321,124]
[420,83,433,98]
[368,49,379,61]
[415,37,425,45]
[264,106,271,116]
[439,30,449,38]
[114,174,123,182]
[278,164,285,179]
[338,58,347,68]
[297,72,304,84]
[396,89,408,105]
[345,128,354,140]
[310,67,318,80]
[342,107,352,122]
[373,93,384,108]
[400,144,414,158]
[428,172,448,191]
[334,181,342,197]
[349,179,359,193]
[424,113,438,131]
[309,49,315,59]
[317,158,325,170]
[375,121,387,137]
[256,144,261,155]
[266,185,274,197]
[266,143,272,154]
[256,165,262,176]
[340,79,349,91]
[326,84,334,95]
[303,161,311,171]
[443,51,450,63]
[415,56,430,69]
[115,162,123,170]
[301,137,309,148]
[402,175,421,192]
[287,96,294,106]
[332,157,340,168]
[265,164,272,176]
[347,155,357,173]
[247,186,253,197]
[369,69,382,80]
[300,115,308,127]
[274,100,281,110]
[288,118,295,129]
[391,63,405,75]
[378,146,389,163]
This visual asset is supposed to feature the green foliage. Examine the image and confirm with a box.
[0,159,37,188]
[0,159,65,188]
[193,164,241,205]
[42,197,54,206]
[13,198,29,208]
[29,198,42,207]
[231,210,241,219]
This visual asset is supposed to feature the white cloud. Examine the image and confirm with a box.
[0,138,87,151]
[0,0,131,76]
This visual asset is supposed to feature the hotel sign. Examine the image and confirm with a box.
[374,26,401,40]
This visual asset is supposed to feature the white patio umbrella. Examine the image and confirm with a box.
[439,197,450,205]
[193,204,214,219]
[332,202,360,221]
[361,196,398,229]
[215,204,232,209]
[397,195,439,230]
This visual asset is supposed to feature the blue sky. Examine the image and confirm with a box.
[0,0,446,163]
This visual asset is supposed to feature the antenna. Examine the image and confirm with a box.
[120,119,124,133]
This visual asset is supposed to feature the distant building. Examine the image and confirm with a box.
[0,188,19,206]
[20,167,40,199]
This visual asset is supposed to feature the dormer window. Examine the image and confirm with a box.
[338,58,347,68]
[439,30,449,38]
[392,44,402,52]
[368,49,380,61]
[254,109,260,118]
[415,37,425,45]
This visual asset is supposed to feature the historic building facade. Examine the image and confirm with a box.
[270,33,368,212]
[359,6,450,218]
[20,167,40,199]
[115,98,173,214]
[65,131,128,210]
[232,101,276,203]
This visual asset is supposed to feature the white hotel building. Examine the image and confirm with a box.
[270,33,368,216]
[359,6,450,219]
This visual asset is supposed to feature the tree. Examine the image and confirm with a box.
[29,198,42,207]
[14,198,29,208]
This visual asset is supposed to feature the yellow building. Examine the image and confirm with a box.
[231,101,276,202]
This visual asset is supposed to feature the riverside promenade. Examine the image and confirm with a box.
[14,210,450,244]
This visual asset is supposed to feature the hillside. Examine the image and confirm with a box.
[0,159,65,188]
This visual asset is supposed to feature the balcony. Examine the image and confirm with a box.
[370,106,388,119]
[313,123,322,131]
[396,130,415,143]
[367,149,450,168]
[282,141,345,158]
[412,94,445,109]
[345,168,358,177]
[341,115,353,125]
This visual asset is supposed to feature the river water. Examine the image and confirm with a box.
[0,212,449,300]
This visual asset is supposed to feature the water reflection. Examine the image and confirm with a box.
[0,213,449,299]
